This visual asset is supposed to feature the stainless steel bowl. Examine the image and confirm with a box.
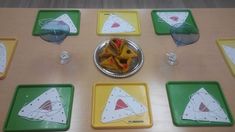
[93,39,144,78]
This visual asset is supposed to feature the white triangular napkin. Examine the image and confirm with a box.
[157,12,188,26]
[223,45,235,65]
[0,43,7,73]
[101,87,147,123]
[102,14,135,33]
[182,88,230,123]
[54,14,77,33]
[18,88,67,124]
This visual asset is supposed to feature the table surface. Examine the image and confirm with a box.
[0,8,235,132]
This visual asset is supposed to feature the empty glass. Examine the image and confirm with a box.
[39,20,70,44]
[171,22,199,47]
[166,23,199,66]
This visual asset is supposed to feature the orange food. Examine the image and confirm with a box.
[99,44,117,57]
[119,45,138,59]
[100,56,120,71]
[98,38,137,73]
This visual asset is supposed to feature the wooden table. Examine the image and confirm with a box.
[0,8,235,132]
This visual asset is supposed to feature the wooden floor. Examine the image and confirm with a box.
[0,0,235,8]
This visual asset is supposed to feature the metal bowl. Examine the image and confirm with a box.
[93,39,144,78]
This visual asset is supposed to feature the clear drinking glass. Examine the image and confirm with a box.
[167,22,200,65]
[39,20,70,44]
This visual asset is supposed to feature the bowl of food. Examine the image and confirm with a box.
[94,38,144,78]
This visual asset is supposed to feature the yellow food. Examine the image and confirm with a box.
[100,56,121,71]
[119,45,138,59]
[98,38,138,73]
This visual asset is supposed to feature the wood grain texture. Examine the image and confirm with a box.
[0,8,235,132]
[0,0,235,8]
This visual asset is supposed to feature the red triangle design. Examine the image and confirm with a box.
[39,100,52,111]
[111,22,120,28]
[170,16,179,21]
[199,102,210,112]
[115,99,128,110]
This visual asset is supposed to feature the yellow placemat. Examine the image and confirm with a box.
[217,39,235,76]
[97,11,141,35]
[92,83,152,129]
[0,38,17,79]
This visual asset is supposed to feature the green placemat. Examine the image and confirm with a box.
[32,10,80,35]
[166,81,233,126]
[151,10,198,35]
[4,84,74,131]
